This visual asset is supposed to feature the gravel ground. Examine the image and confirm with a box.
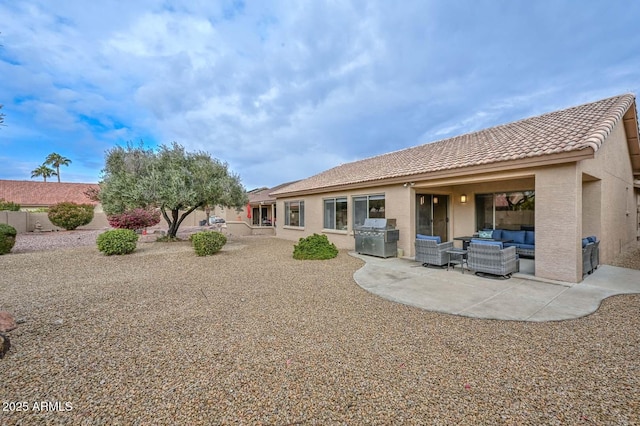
[1,231,639,424]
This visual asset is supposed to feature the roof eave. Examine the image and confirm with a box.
[273,149,595,198]
[622,101,640,176]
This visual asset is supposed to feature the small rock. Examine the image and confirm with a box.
[0,333,10,358]
[53,318,64,326]
[0,311,17,332]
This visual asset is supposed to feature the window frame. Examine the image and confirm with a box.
[352,194,385,229]
[475,190,535,231]
[323,197,348,231]
[284,200,305,227]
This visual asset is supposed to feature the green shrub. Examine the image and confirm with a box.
[96,229,138,255]
[0,198,20,211]
[190,231,227,256]
[48,202,94,230]
[293,233,338,260]
[0,224,17,255]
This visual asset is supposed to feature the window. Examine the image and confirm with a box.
[476,191,535,230]
[324,197,348,230]
[353,194,385,228]
[284,201,304,227]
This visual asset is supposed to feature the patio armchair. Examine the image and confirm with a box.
[585,236,599,272]
[590,240,600,271]
[467,242,518,278]
[582,241,595,276]
[581,236,600,276]
[415,235,453,267]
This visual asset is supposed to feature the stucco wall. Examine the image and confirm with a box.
[276,184,414,253]
[0,209,110,233]
[1,208,211,234]
[0,211,28,233]
[447,177,536,238]
[275,177,538,257]
[535,164,582,282]
[580,120,637,263]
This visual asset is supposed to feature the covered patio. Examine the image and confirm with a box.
[352,252,640,321]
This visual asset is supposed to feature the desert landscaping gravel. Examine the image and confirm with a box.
[1,230,639,425]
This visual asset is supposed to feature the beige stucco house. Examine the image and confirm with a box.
[270,93,640,283]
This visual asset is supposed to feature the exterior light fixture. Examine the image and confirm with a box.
[433,196,439,205]
[460,194,467,204]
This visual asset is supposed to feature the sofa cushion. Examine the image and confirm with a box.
[582,238,590,248]
[478,230,493,239]
[471,238,503,249]
[417,234,441,244]
[491,229,503,239]
[502,230,526,244]
[525,231,535,245]
[586,235,597,243]
[503,242,534,250]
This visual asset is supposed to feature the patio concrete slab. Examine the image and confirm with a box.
[351,253,640,322]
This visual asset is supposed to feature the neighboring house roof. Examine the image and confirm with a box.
[0,180,100,207]
[248,181,300,204]
[273,93,640,196]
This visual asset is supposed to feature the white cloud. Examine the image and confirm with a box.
[1,0,640,186]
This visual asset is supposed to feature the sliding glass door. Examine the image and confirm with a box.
[416,194,448,241]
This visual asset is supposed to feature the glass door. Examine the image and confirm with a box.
[416,194,448,241]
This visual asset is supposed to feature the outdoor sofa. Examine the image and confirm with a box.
[467,239,519,278]
[415,234,453,267]
[480,228,535,258]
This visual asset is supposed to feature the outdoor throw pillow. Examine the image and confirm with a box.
[478,230,493,239]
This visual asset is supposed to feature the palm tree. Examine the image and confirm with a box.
[44,153,71,182]
[31,164,57,182]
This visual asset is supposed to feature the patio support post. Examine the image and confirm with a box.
[535,165,582,283]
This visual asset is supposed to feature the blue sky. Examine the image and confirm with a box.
[1,1,639,189]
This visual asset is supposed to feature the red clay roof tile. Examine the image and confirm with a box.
[0,180,99,207]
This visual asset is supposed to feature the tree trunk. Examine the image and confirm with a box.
[161,205,202,238]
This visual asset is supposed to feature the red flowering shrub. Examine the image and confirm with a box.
[107,208,161,230]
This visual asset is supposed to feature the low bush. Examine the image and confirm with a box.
[190,231,227,256]
[96,229,138,255]
[293,233,338,260]
[48,202,94,230]
[0,224,17,255]
[0,198,20,211]
[107,208,162,230]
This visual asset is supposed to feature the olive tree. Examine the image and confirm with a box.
[99,142,248,238]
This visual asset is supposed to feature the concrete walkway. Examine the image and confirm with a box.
[351,253,640,322]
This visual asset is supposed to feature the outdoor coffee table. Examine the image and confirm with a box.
[446,248,468,273]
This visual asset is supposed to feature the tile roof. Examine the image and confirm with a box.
[272,93,637,196]
[0,180,100,207]
[248,181,301,203]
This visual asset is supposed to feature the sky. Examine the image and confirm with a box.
[1,1,639,190]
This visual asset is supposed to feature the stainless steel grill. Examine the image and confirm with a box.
[354,218,400,258]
